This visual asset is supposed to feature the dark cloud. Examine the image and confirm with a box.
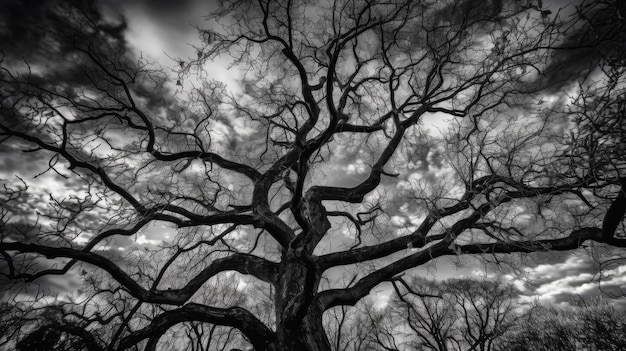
[0,0,127,65]
[0,142,58,177]
[99,0,202,31]
[0,0,63,58]
[538,0,626,92]
[436,0,504,24]
[100,0,197,18]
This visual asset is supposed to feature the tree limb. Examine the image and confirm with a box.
[0,243,278,305]
[117,303,275,351]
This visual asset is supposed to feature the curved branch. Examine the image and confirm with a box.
[318,227,621,310]
[318,240,450,310]
[308,110,412,203]
[151,149,261,181]
[17,323,103,351]
[117,303,275,351]
[252,150,301,247]
[0,243,278,305]
[318,173,604,270]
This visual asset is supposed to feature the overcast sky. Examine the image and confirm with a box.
[1,0,624,311]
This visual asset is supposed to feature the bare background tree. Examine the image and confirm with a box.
[498,297,626,351]
[365,278,520,351]
[1,0,625,350]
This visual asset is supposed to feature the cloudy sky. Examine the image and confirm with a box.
[1,0,624,314]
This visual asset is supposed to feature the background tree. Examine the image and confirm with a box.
[370,278,456,351]
[447,279,520,351]
[367,278,520,351]
[1,1,625,351]
[497,298,626,351]
[324,302,379,351]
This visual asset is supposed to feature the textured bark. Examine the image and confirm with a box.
[602,178,626,241]
[274,250,331,351]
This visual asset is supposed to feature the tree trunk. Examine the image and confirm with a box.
[274,250,331,351]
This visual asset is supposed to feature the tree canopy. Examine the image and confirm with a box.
[1,0,625,350]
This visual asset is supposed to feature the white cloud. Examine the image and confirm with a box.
[136,234,160,245]
[390,215,407,227]
[236,278,249,291]
[520,254,626,305]
[345,159,368,175]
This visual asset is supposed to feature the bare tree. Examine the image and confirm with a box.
[496,303,579,351]
[324,303,378,351]
[367,278,520,351]
[497,297,626,351]
[1,0,625,350]
[447,279,520,351]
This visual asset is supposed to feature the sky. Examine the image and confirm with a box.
[1,0,625,316]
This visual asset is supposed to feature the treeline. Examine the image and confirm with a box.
[325,277,626,351]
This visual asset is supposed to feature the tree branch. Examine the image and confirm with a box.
[0,243,278,305]
[319,226,621,310]
[117,303,275,351]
